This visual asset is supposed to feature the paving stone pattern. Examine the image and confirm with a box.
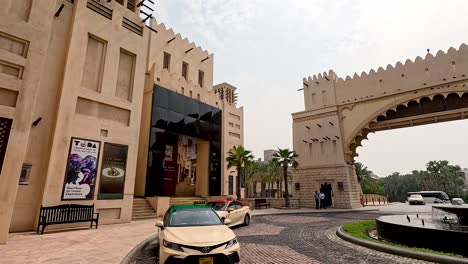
[134,212,436,264]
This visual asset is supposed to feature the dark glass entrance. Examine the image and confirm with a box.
[0,118,12,175]
[146,85,222,196]
[320,183,333,207]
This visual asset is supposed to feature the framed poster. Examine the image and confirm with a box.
[62,138,100,200]
[98,143,128,199]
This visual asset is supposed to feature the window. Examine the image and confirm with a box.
[228,176,233,195]
[189,91,192,98]
[19,163,32,185]
[332,140,337,153]
[163,52,171,71]
[127,0,136,11]
[197,94,200,100]
[115,49,135,102]
[182,62,188,80]
[81,34,107,92]
[322,90,327,105]
[198,70,204,87]
[181,87,184,95]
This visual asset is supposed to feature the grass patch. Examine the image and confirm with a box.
[342,221,464,258]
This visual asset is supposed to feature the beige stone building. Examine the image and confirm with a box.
[0,0,243,244]
[293,45,468,209]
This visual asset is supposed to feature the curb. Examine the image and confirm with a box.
[336,226,468,264]
[253,208,378,217]
[121,234,157,264]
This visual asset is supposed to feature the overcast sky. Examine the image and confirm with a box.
[153,0,468,177]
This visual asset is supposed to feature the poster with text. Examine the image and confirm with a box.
[62,138,100,200]
[98,143,128,199]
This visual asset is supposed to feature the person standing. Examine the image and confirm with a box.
[320,191,326,209]
[314,191,320,210]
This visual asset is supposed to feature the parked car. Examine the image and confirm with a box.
[451,198,465,205]
[155,205,240,264]
[207,200,252,227]
[408,194,425,205]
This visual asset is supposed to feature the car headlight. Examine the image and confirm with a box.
[163,239,184,252]
[225,238,238,249]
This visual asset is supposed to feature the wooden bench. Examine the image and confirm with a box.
[254,198,270,209]
[36,204,99,234]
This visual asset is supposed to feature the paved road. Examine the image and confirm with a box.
[132,211,434,264]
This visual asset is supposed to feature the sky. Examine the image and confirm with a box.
[152,0,468,177]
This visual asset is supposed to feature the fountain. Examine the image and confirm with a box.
[376,204,468,256]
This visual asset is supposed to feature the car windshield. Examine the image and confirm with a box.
[410,195,422,198]
[207,202,227,211]
[169,208,223,227]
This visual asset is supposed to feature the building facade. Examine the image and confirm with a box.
[0,0,243,244]
[263,149,276,163]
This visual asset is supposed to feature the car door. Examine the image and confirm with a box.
[227,202,242,225]
[236,202,246,224]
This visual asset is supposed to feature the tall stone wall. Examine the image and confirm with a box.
[292,165,361,209]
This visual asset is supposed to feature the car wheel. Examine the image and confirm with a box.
[243,214,250,226]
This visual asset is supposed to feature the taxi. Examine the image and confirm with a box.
[155,205,240,264]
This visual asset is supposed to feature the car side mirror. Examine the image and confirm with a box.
[227,208,234,213]
[155,220,164,230]
[224,218,232,225]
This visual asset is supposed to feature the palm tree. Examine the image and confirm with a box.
[267,161,282,197]
[354,162,373,182]
[272,148,298,208]
[226,146,254,200]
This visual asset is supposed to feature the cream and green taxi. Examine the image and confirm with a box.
[155,205,240,264]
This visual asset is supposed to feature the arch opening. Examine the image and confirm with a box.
[349,92,468,163]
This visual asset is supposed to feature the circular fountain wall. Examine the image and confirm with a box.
[376,205,468,256]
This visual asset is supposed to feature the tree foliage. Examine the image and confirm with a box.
[272,148,298,208]
[355,162,383,195]
[226,145,254,200]
[372,160,466,202]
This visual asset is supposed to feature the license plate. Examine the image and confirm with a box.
[199,257,213,264]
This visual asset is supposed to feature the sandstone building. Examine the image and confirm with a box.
[0,0,243,243]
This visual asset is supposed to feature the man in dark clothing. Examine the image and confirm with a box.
[314,191,320,210]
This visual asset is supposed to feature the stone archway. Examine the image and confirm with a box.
[348,91,468,162]
[292,44,468,209]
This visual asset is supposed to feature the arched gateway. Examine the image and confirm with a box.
[292,44,468,208]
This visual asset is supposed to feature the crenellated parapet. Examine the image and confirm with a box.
[146,18,214,90]
[302,70,339,111]
[303,44,468,109]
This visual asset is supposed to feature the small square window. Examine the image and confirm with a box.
[163,52,171,71]
[19,163,32,185]
[198,70,204,87]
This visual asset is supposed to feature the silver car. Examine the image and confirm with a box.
[408,194,425,205]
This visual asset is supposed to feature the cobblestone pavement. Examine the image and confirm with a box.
[134,212,436,264]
